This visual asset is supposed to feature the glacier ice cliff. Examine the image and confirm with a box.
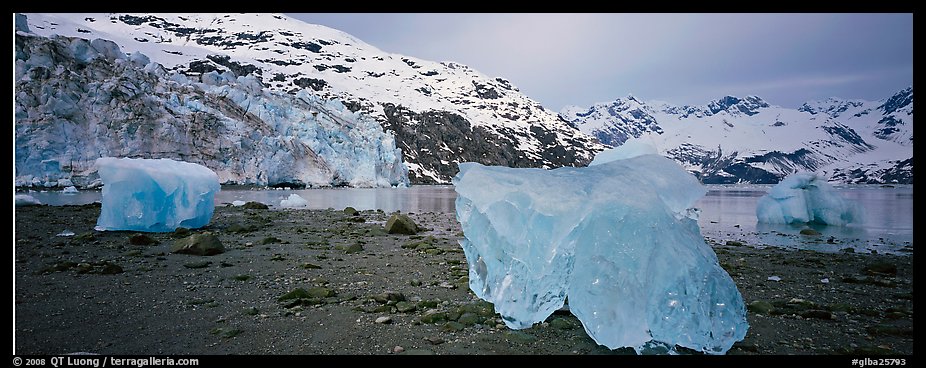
[14,30,407,188]
[756,172,862,226]
[95,157,220,232]
[453,150,748,354]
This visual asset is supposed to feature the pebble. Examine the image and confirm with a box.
[375,316,392,324]
[393,346,405,354]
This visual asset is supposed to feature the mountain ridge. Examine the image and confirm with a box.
[561,88,913,184]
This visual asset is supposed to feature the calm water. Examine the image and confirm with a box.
[22,184,913,254]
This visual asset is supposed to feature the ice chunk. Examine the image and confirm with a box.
[231,200,246,207]
[756,172,861,226]
[62,186,78,194]
[589,138,659,165]
[94,157,220,232]
[453,154,748,354]
[15,194,42,206]
[56,230,75,237]
[280,194,308,208]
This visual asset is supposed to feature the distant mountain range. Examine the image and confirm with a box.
[561,88,913,184]
[17,13,600,187]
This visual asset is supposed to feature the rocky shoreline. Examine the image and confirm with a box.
[14,203,913,355]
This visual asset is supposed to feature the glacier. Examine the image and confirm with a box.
[756,172,862,226]
[15,28,408,189]
[95,157,220,232]
[453,148,748,354]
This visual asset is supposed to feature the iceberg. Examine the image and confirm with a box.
[94,157,220,232]
[280,194,309,208]
[15,194,42,206]
[756,172,861,226]
[453,148,748,354]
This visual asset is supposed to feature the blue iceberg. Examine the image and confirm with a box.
[453,146,748,354]
[756,172,861,226]
[95,157,220,232]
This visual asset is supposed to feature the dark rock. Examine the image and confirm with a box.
[73,232,96,243]
[372,291,406,304]
[725,240,744,246]
[183,261,211,269]
[418,300,439,309]
[242,201,269,210]
[409,279,422,287]
[172,227,191,238]
[457,300,496,318]
[278,288,310,301]
[420,310,447,324]
[747,300,775,315]
[244,307,259,316]
[457,312,482,326]
[402,236,436,250]
[396,301,417,313]
[98,262,124,274]
[129,234,157,246]
[342,243,363,254]
[800,228,821,236]
[227,223,258,233]
[343,207,360,216]
[863,261,898,276]
[301,263,322,269]
[442,321,465,332]
[385,214,418,235]
[306,287,335,298]
[171,233,224,256]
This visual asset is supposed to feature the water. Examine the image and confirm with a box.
[21,184,913,254]
[696,185,913,255]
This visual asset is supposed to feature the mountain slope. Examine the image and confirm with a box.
[22,13,603,184]
[562,89,913,184]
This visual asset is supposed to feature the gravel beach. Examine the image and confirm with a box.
[14,203,913,355]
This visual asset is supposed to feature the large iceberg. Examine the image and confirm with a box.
[95,157,220,232]
[453,147,748,354]
[756,172,861,226]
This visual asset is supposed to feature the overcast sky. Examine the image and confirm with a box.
[287,13,913,111]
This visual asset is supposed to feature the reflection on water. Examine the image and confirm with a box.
[219,185,458,213]
[19,184,912,254]
[696,185,913,255]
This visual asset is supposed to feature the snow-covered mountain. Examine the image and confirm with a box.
[18,13,602,185]
[561,89,913,184]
